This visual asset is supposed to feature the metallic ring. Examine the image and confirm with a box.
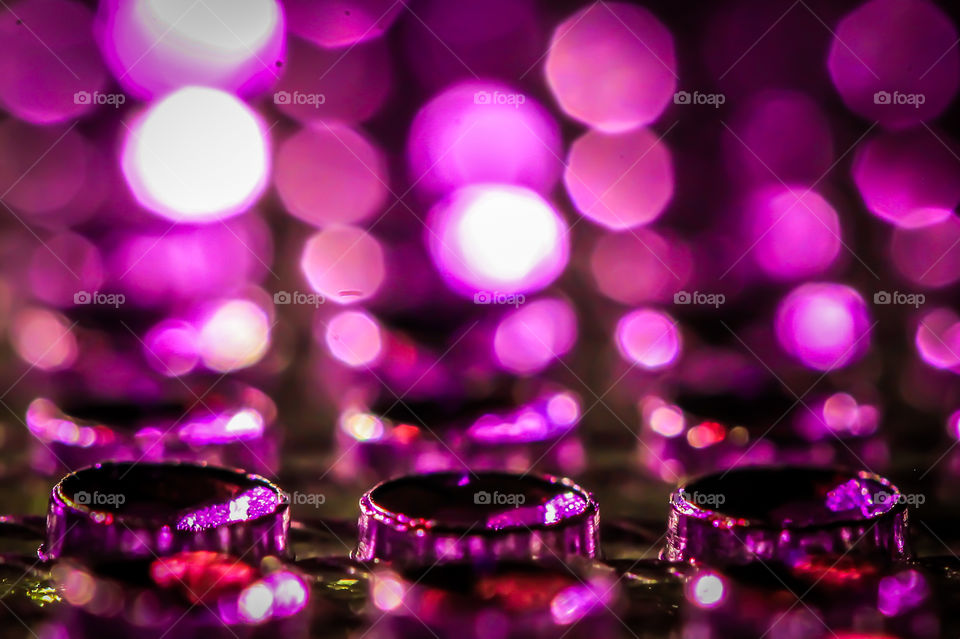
[42,461,290,561]
[665,466,909,566]
[353,471,600,565]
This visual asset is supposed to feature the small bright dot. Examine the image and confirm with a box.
[650,405,685,438]
[822,393,859,433]
[686,422,726,449]
[11,308,77,371]
[325,311,383,367]
[689,573,725,609]
[238,582,274,623]
[225,410,265,437]
[615,309,681,370]
[341,412,385,442]
[264,571,308,617]
[122,87,269,223]
[372,573,405,611]
[198,300,270,372]
[546,393,580,426]
[550,584,598,625]
[59,568,96,606]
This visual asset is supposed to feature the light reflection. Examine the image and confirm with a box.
[175,485,279,532]
[688,573,725,609]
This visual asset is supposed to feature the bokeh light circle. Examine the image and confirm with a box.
[564,128,673,230]
[301,226,385,304]
[97,0,285,99]
[615,308,681,370]
[915,308,960,370]
[891,216,960,288]
[589,229,693,305]
[122,87,269,223]
[198,299,271,372]
[0,0,108,124]
[143,319,200,377]
[11,307,77,371]
[273,36,392,125]
[427,184,569,296]
[275,124,387,227]
[725,90,834,187]
[853,130,960,229]
[108,213,273,307]
[402,0,543,90]
[408,80,562,199]
[493,298,577,375]
[325,310,383,368]
[284,0,404,49]
[545,1,676,132]
[747,187,842,280]
[0,121,88,216]
[827,0,960,128]
[775,283,871,371]
[28,232,103,308]
[688,573,726,609]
